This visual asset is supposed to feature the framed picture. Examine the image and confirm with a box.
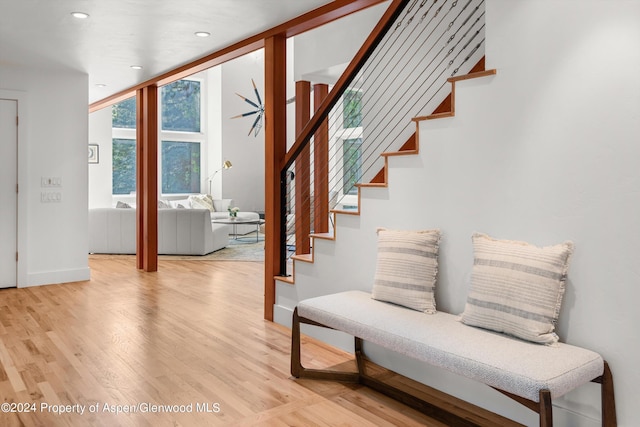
[88,144,99,164]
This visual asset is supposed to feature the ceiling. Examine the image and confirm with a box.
[0,0,334,104]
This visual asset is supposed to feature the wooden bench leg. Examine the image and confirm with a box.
[290,308,360,382]
[539,390,553,427]
[598,361,617,427]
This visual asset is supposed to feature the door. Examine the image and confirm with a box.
[0,99,18,288]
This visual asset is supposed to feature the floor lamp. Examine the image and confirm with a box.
[208,160,232,196]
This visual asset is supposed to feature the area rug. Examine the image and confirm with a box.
[162,237,264,261]
[89,233,265,262]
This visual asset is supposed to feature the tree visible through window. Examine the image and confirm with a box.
[343,89,362,128]
[112,139,136,195]
[343,138,362,195]
[162,80,201,132]
[112,97,136,129]
[162,141,201,194]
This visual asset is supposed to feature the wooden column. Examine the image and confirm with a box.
[136,85,158,272]
[264,34,287,321]
[313,83,330,234]
[294,81,311,254]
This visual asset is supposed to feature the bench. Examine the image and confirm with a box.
[291,290,616,427]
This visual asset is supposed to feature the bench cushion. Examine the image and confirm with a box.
[297,290,603,402]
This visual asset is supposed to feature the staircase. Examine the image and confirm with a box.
[268,0,488,318]
[276,67,496,288]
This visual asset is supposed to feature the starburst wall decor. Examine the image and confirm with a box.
[231,79,264,137]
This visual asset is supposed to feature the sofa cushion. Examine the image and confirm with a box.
[460,233,574,345]
[189,194,215,211]
[212,198,233,212]
[371,228,441,313]
[169,198,191,209]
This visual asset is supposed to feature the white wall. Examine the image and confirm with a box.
[294,2,387,83]
[276,1,640,425]
[221,50,265,212]
[1,65,90,286]
[88,107,113,208]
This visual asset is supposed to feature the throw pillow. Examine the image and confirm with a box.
[371,228,441,313]
[116,201,131,208]
[188,194,215,212]
[460,232,574,345]
[158,200,171,209]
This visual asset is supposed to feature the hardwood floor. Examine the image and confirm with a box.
[0,258,519,426]
[0,258,444,426]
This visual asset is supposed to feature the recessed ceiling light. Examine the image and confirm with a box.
[71,12,89,19]
[195,31,211,38]
[95,84,107,88]
[130,65,143,70]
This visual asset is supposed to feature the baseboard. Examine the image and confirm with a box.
[274,304,293,328]
[23,267,90,288]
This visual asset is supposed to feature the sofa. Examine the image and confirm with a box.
[88,208,229,255]
[166,196,260,236]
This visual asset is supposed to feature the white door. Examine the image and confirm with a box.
[0,99,18,288]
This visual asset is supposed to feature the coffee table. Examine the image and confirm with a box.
[212,217,265,242]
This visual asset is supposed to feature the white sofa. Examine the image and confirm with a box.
[168,197,260,236]
[88,208,229,255]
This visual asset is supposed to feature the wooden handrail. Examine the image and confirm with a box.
[281,0,411,172]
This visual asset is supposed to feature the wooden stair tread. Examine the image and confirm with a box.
[448,68,496,82]
[412,111,455,122]
[291,253,313,263]
[310,232,335,240]
[381,149,418,157]
[275,275,295,284]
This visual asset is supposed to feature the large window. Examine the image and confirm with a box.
[112,97,136,129]
[112,139,136,195]
[162,80,201,132]
[161,141,201,194]
[111,79,203,196]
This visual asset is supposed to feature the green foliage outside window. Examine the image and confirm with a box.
[162,80,201,132]
[161,141,201,194]
[112,97,136,129]
[343,138,362,195]
[343,89,362,128]
[112,139,136,195]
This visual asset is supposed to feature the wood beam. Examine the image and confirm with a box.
[135,86,158,272]
[313,84,330,234]
[264,34,288,321]
[295,81,312,255]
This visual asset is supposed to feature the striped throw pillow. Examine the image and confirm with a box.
[372,228,441,313]
[460,233,574,345]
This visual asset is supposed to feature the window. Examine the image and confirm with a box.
[112,139,136,195]
[340,89,363,195]
[161,141,201,194]
[112,97,136,129]
[162,80,201,132]
[343,89,362,128]
[111,79,204,196]
[343,138,362,195]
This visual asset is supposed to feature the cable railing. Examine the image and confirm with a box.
[280,0,485,276]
